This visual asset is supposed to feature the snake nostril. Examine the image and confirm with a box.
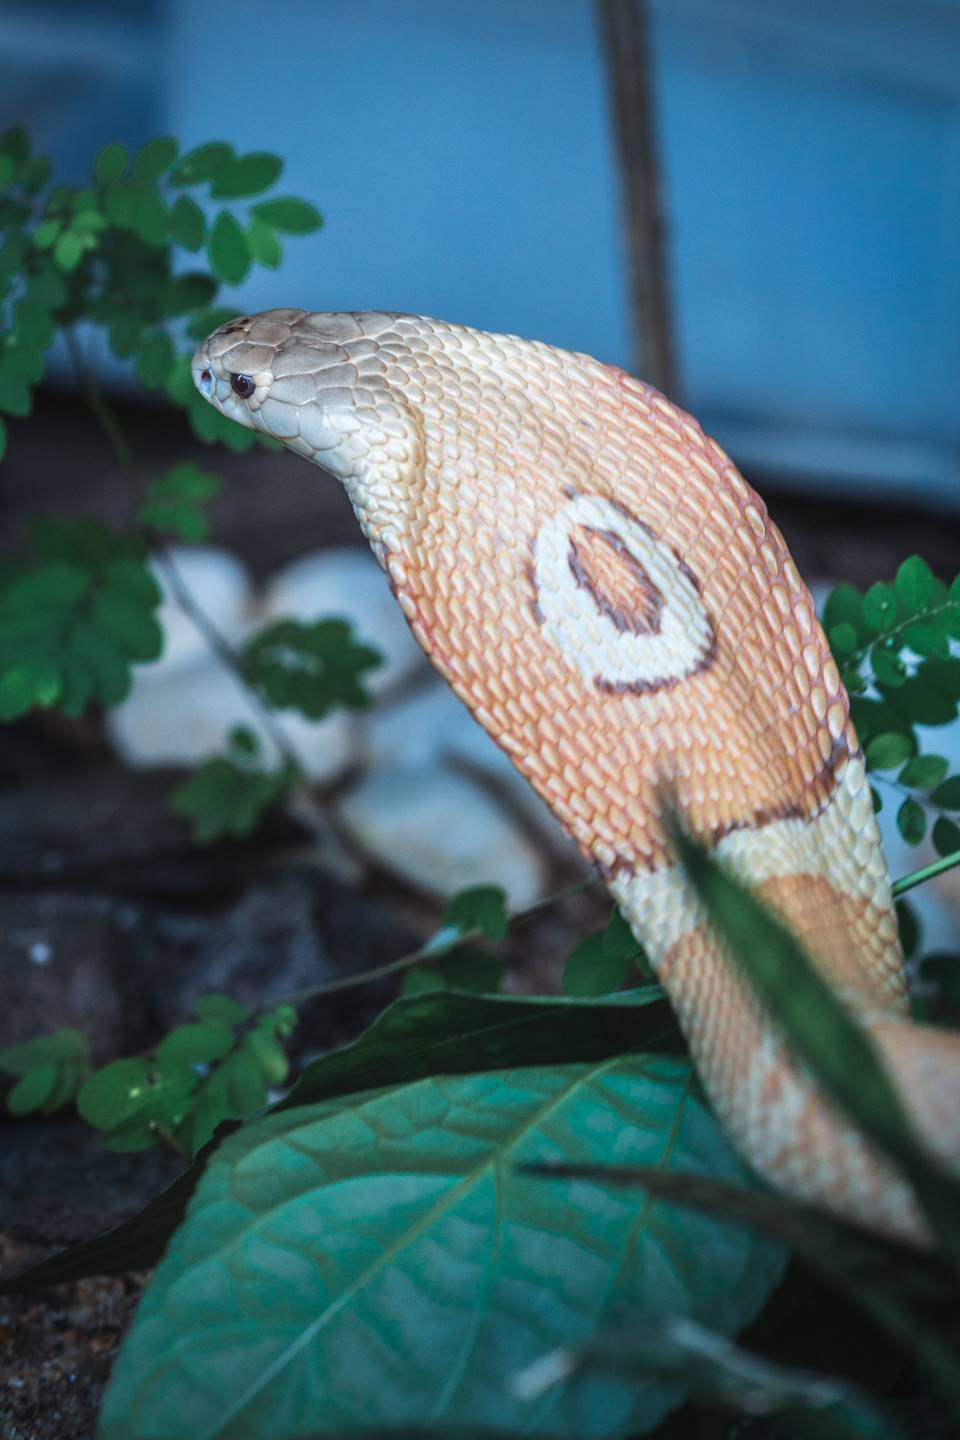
[198,368,212,396]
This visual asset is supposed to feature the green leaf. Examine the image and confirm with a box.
[243,1028,290,1087]
[52,228,85,271]
[865,732,914,771]
[154,1022,235,1067]
[603,906,648,968]
[902,622,950,659]
[896,900,920,960]
[933,817,960,858]
[26,265,67,309]
[107,310,143,359]
[896,798,926,846]
[250,196,322,234]
[138,461,221,541]
[170,756,295,843]
[163,271,217,315]
[932,777,960,811]
[103,184,138,228]
[14,299,54,350]
[894,555,937,615]
[0,125,29,168]
[564,932,633,996]
[194,994,247,1027]
[245,216,282,268]
[133,189,168,245]
[207,211,250,285]
[132,136,179,182]
[441,883,509,942]
[76,1058,152,1130]
[171,142,235,186]
[20,155,50,196]
[243,617,381,718]
[89,586,163,661]
[136,330,176,389]
[828,622,858,657]
[31,216,61,250]
[822,583,864,642]
[0,1027,90,1075]
[99,1054,784,1439]
[862,581,899,634]
[0,988,676,1294]
[674,827,960,1269]
[0,366,32,417]
[78,1056,197,1140]
[210,151,283,198]
[6,1061,58,1116]
[404,944,504,997]
[885,673,958,728]
[899,754,949,789]
[518,1162,960,1423]
[94,141,126,184]
[169,193,205,251]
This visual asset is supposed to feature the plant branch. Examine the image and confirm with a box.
[263,874,599,1010]
[893,848,960,898]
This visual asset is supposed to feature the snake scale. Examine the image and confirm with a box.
[194,309,960,1246]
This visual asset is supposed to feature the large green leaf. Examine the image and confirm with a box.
[0,989,678,1293]
[99,1054,784,1439]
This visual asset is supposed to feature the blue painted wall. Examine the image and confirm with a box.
[163,0,631,368]
[2,0,958,505]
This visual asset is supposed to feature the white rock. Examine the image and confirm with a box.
[335,764,548,906]
[107,655,357,784]
[258,547,425,695]
[148,547,253,677]
[362,682,585,863]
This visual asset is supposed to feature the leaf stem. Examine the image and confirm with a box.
[262,874,598,1011]
[892,848,960,898]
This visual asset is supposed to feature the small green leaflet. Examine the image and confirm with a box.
[74,996,297,1156]
[563,906,653,997]
[138,461,221,542]
[0,1027,91,1116]
[242,617,382,719]
[170,751,298,845]
[441,883,509,941]
[0,519,162,720]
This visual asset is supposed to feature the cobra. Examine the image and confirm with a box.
[193,309,960,1246]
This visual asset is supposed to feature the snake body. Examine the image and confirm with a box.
[194,309,960,1244]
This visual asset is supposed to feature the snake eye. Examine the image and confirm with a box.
[230,372,256,399]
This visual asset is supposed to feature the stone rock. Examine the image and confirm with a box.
[0,1117,182,1246]
[144,862,423,1052]
[0,766,304,898]
[148,545,253,677]
[335,764,547,906]
[106,653,357,783]
[0,893,128,1063]
[362,681,584,864]
[259,546,425,695]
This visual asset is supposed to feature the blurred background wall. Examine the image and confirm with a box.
[3,0,958,508]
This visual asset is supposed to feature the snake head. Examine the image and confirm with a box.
[191,308,418,491]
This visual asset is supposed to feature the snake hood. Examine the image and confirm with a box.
[194,307,960,1247]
